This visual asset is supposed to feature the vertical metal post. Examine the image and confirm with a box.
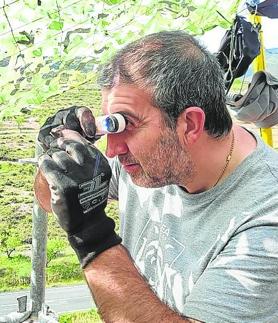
[30,201,47,316]
[250,14,273,147]
[30,143,48,318]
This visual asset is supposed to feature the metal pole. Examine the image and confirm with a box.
[30,200,48,317]
[250,14,273,147]
[29,142,48,319]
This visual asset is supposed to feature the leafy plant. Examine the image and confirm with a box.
[14,115,26,132]
[0,0,240,121]
[0,225,22,258]
[46,238,67,266]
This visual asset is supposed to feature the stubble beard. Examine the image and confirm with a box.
[122,129,194,188]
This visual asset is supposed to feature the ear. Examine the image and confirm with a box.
[176,107,205,145]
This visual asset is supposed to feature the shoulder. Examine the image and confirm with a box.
[242,131,278,184]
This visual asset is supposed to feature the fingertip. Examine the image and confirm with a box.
[77,107,96,138]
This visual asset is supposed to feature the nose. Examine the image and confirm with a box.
[105,133,128,158]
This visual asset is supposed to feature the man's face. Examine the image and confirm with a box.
[101,85,193,188]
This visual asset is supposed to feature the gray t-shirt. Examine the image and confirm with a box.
[108,132,278,323]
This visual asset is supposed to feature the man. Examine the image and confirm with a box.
[38,31,278,322]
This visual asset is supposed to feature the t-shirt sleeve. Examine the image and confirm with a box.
[108,157,121,201]
[184,224,278,323]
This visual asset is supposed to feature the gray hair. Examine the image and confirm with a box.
[98,30,232,137]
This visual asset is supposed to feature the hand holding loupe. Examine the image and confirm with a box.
[34,113,126,213]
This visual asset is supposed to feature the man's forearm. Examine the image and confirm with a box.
[84,244,200,323]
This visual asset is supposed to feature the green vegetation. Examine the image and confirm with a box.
[0,247,85,291]
[0,0,240,120]
[59,309,102,323]
[31,83,102,126]
[0,255,32,289]
[46,239,67,267]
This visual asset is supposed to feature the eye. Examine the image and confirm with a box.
[124,117,134,130]
[121,114,138,131]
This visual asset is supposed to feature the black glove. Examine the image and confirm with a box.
[38,106,97,150]
[38,139,122,268]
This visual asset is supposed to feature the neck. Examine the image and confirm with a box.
[184,132,234,193]
[182,126,256,194]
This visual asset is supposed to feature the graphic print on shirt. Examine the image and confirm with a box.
[131,187,189,312]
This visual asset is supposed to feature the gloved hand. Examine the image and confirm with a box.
[38,139,122,268]
[38,106,97,150]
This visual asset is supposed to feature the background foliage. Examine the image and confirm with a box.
[0,0,241,121]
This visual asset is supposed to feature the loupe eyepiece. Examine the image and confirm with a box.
[95,113,126,135]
